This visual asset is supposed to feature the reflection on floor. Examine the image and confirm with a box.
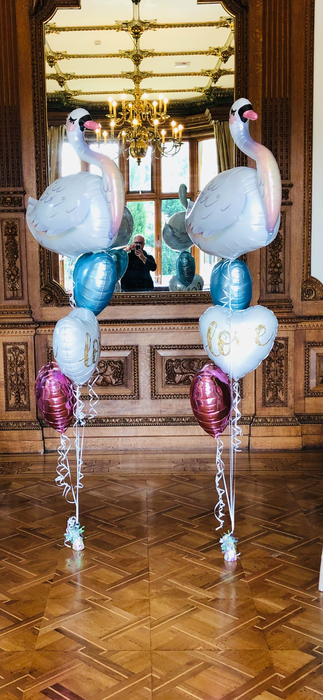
[0,451,322,699]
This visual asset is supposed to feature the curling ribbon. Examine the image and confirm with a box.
[88,371,99,421]
[214,438,226,530]
[56,432,75,503]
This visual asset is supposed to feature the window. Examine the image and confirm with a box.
[129,147,152,192]
[198,138,217,190]
[61,142,81,177]
[161,199,186,287]
[126,200,156,281]
[161,142,189,193]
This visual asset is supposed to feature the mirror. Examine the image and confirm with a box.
[30,0,247,305]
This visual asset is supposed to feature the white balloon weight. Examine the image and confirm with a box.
[186,98,281,260]
[199,305,278,380]
[53,307,100,385]
[27,108,125,258]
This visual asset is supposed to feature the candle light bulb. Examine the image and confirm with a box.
[112,100,117,118]
[95,128,100,143]
[103,130,108,143]
[163,97,168,113]
[171,120,176,136]
[158,93,163,110]
[108,97,112,114]
[154,118,159,136]
[153,100,157,116]
[161,128,166,144]
[110,120,115,138]
[178,124,183,142]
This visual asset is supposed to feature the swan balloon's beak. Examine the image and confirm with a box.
[244,109,258,121]
[84,120,101,131]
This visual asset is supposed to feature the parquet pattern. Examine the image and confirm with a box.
[0,451,322,699]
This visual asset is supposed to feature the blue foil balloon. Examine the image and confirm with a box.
[210,259,252,310]
[109,248,129,280]
[176,251,195,286]
[73,252,117,316]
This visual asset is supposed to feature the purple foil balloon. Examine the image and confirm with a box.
[35,362,75,434]
[190,363,232,438]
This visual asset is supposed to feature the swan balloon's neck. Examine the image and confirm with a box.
[229,117,281,235]
[66,126,124,236]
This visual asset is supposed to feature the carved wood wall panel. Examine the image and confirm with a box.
[1,220,23,301]
[3,343,30,412]
[265,212,285,295]
[150,344,208,399]
[262,337,288,407]
[0,1,23,190]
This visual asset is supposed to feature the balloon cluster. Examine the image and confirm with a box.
[187,97,281,560]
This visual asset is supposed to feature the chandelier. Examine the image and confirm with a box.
[97,0,184,165]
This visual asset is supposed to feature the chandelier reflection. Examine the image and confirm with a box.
[95,0,184,165]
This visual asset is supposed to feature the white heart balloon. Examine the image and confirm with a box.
[53,307,100,385]
[199,305,278,380]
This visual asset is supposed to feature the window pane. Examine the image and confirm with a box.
[198,139,217,190]
[61,142,81,177]
[161,199,186,287]
[199,251,218,290]
[161,142,189,193]
[129,147,152,191]
[89,142,119,175]
[126,200,155,261]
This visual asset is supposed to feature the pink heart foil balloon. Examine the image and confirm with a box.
[35,362,75,434]
[190,363,232,439]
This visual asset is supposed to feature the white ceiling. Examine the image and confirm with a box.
[45,0,234,106]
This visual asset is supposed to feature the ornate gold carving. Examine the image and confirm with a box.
[0,420,40,430]
[165,357,208,386]
[3,342,30,411]
[252,416,298,426]
[46,18,233,34]
[1,219,23,300]
[262,338,288,407]
[304,341,323,396]
[85,414,253,427]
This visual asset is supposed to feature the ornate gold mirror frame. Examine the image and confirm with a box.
[30,0,248,307]
[302,0,323,301]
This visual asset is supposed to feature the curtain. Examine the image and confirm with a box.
[48,125,65,183]
[214,120,234,173]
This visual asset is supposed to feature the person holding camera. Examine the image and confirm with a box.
[121,235,157,292]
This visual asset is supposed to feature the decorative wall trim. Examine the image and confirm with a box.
[262,337,288,407]
[85,414,254,428]
[0,420,40,431]
[3,342,30,411]
[296,413,323,424]
[266,212,286,294]
[252,416,299,426]
[0,2,23,189]
[304,341,323,396]
[1,219,23,300]
[0,190,25,211]
[302,0,323,300]
[109,291,212,306]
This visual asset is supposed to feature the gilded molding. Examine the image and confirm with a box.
[304,341,323,396]
[0,420,40,430]
[262,338,288,407]
[151,344,207,400]
[85,414,254,427]
[109,291,212,306]
[1,219,23,300]
[302,0,323,300]
[3,342,30,412]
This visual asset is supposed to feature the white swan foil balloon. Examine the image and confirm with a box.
[186,98,282,259]
[27,108,125,258]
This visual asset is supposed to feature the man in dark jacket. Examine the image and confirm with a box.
[121,235,157,291]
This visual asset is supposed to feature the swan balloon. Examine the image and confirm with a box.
[186,98,282,260]
[27,108,125,258]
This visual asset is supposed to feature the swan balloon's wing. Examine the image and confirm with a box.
[28,173,99,237]
[186,169,247,239]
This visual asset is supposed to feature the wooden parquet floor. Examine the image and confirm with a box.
[0,451,322,699]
